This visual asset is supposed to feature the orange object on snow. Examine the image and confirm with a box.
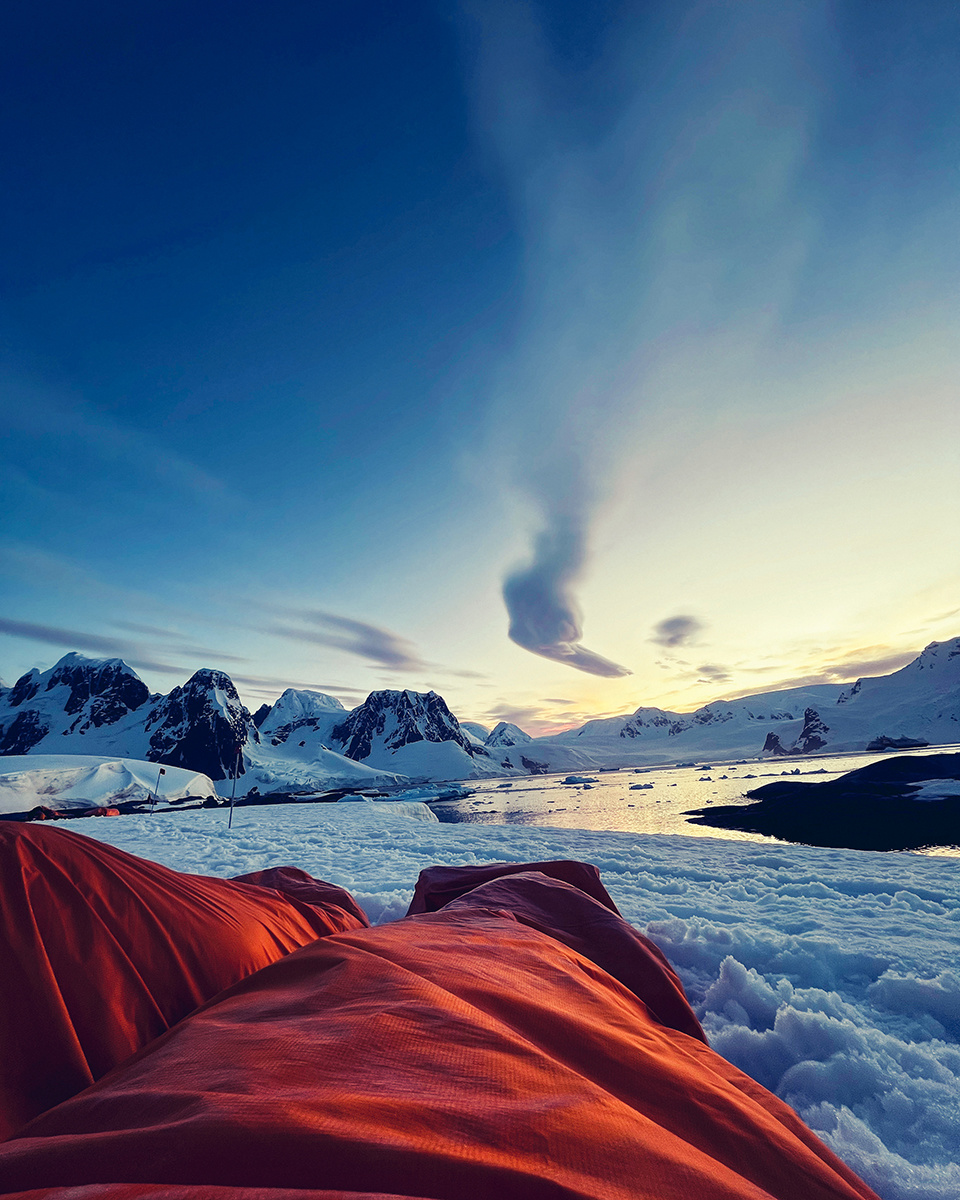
[0,823,367,1140]
[0,830,879,1200]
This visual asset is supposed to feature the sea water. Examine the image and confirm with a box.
[432,746,960,851]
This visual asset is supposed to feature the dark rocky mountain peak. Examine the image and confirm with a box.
[796,708,829,752]
[144,669,257,781]
[331,689,478,763]
[9,669,41,708]
[45,654,150,724]
[0,654,152,754]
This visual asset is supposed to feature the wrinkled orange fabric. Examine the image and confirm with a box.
[0,824,368,1140]
[0,866,878,1200]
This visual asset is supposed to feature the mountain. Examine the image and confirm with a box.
[484,721,532,748]
[0,656,399,792]
[327,690,507,779]
[141,669,255,780]
[2,638,958,791]
[493,638,960,772]
[0,654,152,755]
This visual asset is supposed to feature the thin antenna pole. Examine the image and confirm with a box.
[228,746,240,828]
[152,764,164,813]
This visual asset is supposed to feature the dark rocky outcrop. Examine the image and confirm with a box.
[0,709,49,755]
[0,656,152,754]
[760,708,829,756]
[866,735,930,752]
[8,670,41,708]
[761,732,791,756]
[685,752,960,850]
[48,656,150,723]
[795,708,829,753]
[144,670,257,781]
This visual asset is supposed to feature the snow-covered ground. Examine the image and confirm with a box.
[0,754,216,815]
[70,803,959,1200]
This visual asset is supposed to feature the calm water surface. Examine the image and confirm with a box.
[431,746,960,855]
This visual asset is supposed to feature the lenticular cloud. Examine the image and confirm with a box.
[503,517,631,678]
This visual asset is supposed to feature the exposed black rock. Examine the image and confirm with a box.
[252,704,271,728]
[0,656,152,753]
[8,671,41,708]
[866,735,930,751]
[520,755,549,774]
[796,708,829,753]
[330,690,477,763]
[684,752,960,850]
[760,708,829,756]
[144,669,257,781]
[0,709,49,755]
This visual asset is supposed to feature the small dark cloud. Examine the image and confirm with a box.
[696,663,732,683]
[650,615,704,648]
[541,697,573,704]
[824,650,918,681]
[126,659,191,676]
[483,702,544,728]
[272,611,424,671]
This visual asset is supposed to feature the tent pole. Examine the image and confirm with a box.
[228,747,240,829]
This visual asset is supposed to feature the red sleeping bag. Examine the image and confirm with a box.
[0,837,879,1200]
[0,823,368,1140]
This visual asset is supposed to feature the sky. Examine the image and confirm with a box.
[1,0,958,734]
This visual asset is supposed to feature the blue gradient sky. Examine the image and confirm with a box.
[2,0,958,732]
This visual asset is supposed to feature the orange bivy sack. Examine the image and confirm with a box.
[0,828,879,1200]
[0,823,367,1140]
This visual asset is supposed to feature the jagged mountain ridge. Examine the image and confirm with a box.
[1,638,958,785]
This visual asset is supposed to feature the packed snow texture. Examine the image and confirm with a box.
[71,807,959,1200]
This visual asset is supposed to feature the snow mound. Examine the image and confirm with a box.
[0,755,216,815]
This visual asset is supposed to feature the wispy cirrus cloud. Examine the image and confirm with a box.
[0,616,248,676]
[271,611,425,671]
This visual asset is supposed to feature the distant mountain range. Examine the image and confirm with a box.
[1,638,958,787]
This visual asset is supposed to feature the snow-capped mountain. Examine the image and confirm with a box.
[484,721,532,748]
[0,654,152,755]
[327,690,507,779]
[141,669,256,780]
[491,638,960,771]
[0,657,396,791]
[2,638,958,791]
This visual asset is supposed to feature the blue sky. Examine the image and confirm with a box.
[2,0,958,732]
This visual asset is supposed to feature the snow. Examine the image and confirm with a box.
[66,804,959,1200]
[0,755,215,814]
[909,780,960,802]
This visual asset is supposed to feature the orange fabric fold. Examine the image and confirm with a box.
[0,824,367,1139]
[0,870,879,1200]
